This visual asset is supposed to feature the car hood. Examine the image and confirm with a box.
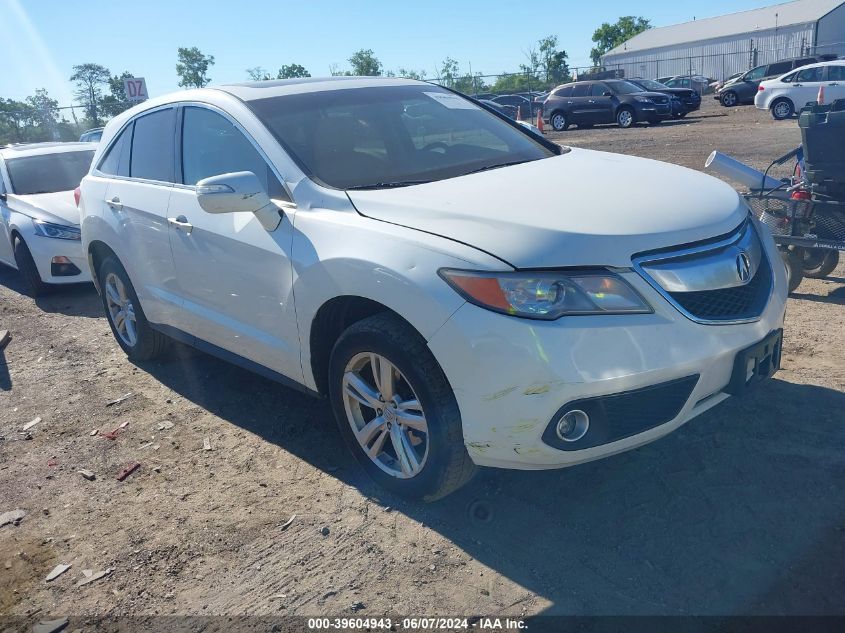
[10,191,80,226]
[347,149,747,269]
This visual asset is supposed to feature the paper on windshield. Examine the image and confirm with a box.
[423,92,479,110]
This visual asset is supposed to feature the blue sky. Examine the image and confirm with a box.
[2,0,779,108]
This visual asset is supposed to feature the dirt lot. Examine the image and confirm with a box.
[2,98,844,624]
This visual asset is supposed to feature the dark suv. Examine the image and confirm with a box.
[627,78,702,117]
[542,80,673,131]
[716,54,838,107]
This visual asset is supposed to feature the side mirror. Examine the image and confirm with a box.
[196,171,281,231]
[603,91,613,97]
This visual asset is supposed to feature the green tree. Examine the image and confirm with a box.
[26,89,60,140]
[397,68,426,80]
[0,98,35,144]
[348,49,382,76]
[277,64,310,79]
[246,66,269,81]
[591,16,651,65]
[70,62,111,126]
[176,46,215,88]
[538,35,571,84]
[100,71,136,118]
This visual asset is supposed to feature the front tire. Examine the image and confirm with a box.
[97,255,168,360]
[720,91,738,107]
[328,313,476,502]
[549,111,569,131]
[771,99,795,120]
[13,236,48,297]
[616,107,635,128]
[782,248,804,294]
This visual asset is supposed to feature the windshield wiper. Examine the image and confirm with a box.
[461,159,535,176]
[346,180,432,190]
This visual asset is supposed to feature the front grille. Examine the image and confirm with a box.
[653,96,669,105]
[634,220,773,324]
[668,256,772,321]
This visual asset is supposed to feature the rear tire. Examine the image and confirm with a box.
[771,99,795,120]
[97,255,168,360]
[802,248,839,279]
[617,107,635,128]
[328,313,476,502]
[13,236,48,297]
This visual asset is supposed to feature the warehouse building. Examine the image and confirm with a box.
[601,0,845,81]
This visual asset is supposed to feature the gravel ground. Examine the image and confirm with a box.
[1,99,844,622]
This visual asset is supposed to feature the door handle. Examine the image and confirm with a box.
[167,215,193,235]
[588,100,595,104]
[106,196,123,210]
[830,83,840,86]
[793,83,802,87]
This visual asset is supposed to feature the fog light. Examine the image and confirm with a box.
[51,256,72,264]
[555,409,589,442]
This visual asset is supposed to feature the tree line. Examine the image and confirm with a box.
[0,17,650,146]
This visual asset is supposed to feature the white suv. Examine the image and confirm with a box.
[756,60,845,119]
[79,78,787,500]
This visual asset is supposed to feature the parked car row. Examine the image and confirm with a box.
[2,77,788,502]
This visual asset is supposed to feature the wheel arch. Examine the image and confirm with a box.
[309,295,423,397]
[770,96,795,117]
[87,239,120,294]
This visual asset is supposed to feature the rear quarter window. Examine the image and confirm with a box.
[553,86,573,97]
[98,123,133,177]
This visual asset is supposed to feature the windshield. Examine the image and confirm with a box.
[606,81,648,95]
[634,79,669,91]
[246,85,555,190]
[6,150,95,195]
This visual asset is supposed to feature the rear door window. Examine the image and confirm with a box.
[767,62,793,77]
[98,123,133,177]
[827,66,845,81]
[130,108,176,183]
[571,84,590,97]
[553,86,573,97]
[180,106,288,200]
[745,66,768,81]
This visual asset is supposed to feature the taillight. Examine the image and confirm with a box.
[791,189,811,201]
[73,186,81,207]
[758,85,765,91]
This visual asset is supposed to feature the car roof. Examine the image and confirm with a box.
[217,76,426,102]
[0,141,97,159]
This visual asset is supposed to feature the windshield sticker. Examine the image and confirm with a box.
[423,92,479,110]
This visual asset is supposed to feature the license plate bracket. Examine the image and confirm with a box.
[726,329,783,396]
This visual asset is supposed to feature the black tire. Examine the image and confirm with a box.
[781,248,804,294]
[13,236,48,297]
[328,313,476,502]
[802,248,839,279]
[549,111,569,131]
[720,91,738,107]
[97,255,168,361]
[771,98,795,121]
[616,107,636,129]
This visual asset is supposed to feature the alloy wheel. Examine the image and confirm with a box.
[618,110,634,128]
[341,352,429,479]
[773,101,792,120]
[551,113,566,131]
[104,272,138,347]
[722,92,737,107]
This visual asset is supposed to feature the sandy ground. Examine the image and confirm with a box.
[1,99,844,624]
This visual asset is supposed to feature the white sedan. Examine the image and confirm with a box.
[756,60,845,119]
[0,142,96,295]
[80,78,787,500]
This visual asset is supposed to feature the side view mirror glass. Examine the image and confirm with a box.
[196,171,281,231]
[603,91,613,97]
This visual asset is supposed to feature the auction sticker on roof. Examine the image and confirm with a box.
[423,92,479,109]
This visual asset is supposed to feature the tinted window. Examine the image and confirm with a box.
[248,85,554,190]
[796,66,824,82]
[768,62,793,77]
[591,84,609,96]
[6,150,95,195]
[829,66,845,81]
[606,80,647,95]
[553,85,573,97]
[796,58,817,68]
[130,108,175,182]
[98,123,133,177]
[571,84,590,97]
[781,72,798,83]
[181,107,287,200]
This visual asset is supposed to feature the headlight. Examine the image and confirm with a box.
[439,269,652,320]
[634,96,653,103]
[32,219,81,241]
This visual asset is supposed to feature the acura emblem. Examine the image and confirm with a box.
[736,252,752,283]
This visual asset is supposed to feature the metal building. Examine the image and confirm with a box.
[602,0,845,82]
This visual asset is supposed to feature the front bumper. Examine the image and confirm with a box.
[637,103,673,121]
[22,227,91,285]
[428,228,788,470]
